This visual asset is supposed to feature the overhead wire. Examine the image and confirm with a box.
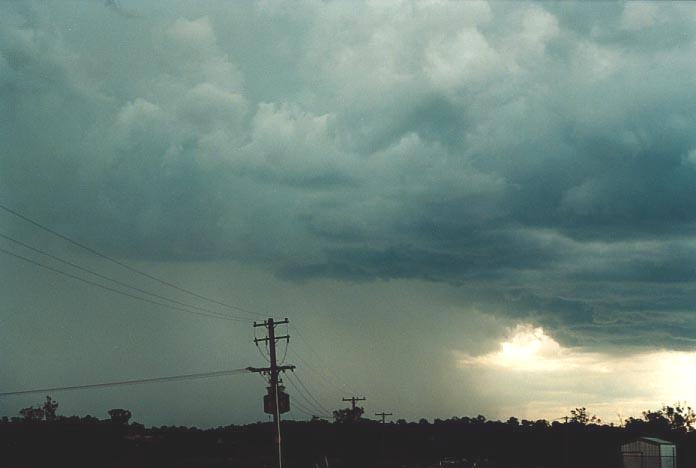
[0,231,253,323]
[0,368,252,397]
[289,326,357,395]
[253,326,271,363]
[286,371,332,416]
[0,203,373,419]
[0,203,266,319]
[289,349,339,393]
[291,371,332,415]
[277,322,289,365]
[283,373,327,416]
[0,247,244,323]
[286,391,331,419]
[287,400,317,419]
[0,206,352,420]
[277,340,289,365]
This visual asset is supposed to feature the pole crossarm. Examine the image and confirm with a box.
[341,396,367,422]
[247,365,296,374]
[254,335,290,344]
[342,396,366,410]
[254,318,289,327]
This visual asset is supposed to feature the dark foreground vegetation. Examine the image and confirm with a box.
[2,397,696,468]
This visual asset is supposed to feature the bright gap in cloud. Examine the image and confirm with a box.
[456,324,696,421]
[458,324,610,373]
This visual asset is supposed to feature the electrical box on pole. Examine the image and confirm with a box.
[264,385,290,414]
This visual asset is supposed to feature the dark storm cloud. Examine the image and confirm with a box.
[3,0,696,352]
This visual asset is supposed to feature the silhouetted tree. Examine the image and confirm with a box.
[42,396,58,421]
[17,397,58,422]
[333,406,364,423]
[570,407,601,425]
[107,408,132,425]
[473,414,487,424]
[7,401,696,468]
[628,402,696,433]
[663,403,695,432]
[19,406,44,422]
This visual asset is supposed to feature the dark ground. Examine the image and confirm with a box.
[1,407,694,468]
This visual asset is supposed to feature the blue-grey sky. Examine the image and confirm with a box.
[3,0,696,426]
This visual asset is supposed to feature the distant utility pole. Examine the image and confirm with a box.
[342,396,366,421]
[375,412,392,424]
[552,416,569,468]
[563,416,569,468]
[249,318,295,468]
[375,412,392,459]
[342,396,366,411]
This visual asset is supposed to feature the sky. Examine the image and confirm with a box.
[2,0,696,427]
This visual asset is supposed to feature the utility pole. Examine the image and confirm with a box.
[342,396,366,422]
[342,396,366,411]
[375,412,392,424]
[375,412,392,460]
[563,416,569,468]
[249,318,295,468]
[552,416,569,468]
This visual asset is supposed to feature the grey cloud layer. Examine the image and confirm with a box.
[3,1,696,348]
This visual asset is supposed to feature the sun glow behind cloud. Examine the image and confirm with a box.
[456,325,696,421]
[459,325,610,373]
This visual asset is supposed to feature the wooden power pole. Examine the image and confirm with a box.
[375,412,392,424]
[375,412,392,459]
[342,396,366,421]
[249,318,295,468]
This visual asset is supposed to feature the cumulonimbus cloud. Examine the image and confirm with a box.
[3,1,696,352]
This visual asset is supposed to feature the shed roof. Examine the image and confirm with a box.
[638,437,674,446]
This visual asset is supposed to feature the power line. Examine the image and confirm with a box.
[288,398,327,419]
[289,408,314,419]
[291,324,389,410]
[284,389,331,419]
[0,246,244,322]
[277,325,289,365]
[0,368,251,397]
[287,371,332,416]
[284,377,324,416]
[254,326,271,363]
[290,324,357,394]
[0,203,266,319]
[289,349,341,394]
[288,347,367,408]
[291,324,355,391]
[0,231,251,322]
[284,373,330,417]
[286,401,313,418]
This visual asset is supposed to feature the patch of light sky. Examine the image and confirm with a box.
[456,324,696,422]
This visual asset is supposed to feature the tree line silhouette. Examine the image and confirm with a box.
[2,397,696,467]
